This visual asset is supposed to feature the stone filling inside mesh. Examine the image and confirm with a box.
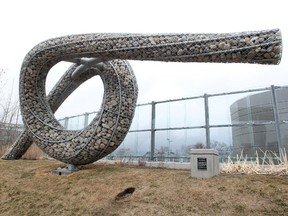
[2,29,282,165]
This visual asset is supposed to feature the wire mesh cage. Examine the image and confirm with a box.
[2,29,282,165]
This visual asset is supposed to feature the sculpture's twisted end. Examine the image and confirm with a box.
[111,28,282,65]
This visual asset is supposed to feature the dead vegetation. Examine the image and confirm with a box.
[0,159,287,216]
[0,143,46,160]
[0,144,9,157]
[21,144,46,160]
[221,149,288,176]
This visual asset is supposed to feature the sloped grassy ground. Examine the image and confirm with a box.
[0,159,287,216]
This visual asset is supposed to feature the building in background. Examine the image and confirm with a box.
[230,88,288,157]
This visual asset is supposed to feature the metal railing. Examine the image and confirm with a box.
[58,85,288,161]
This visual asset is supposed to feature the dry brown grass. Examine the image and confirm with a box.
[0,144,10,157]
[0,160,287,216]
[0,143,46,160]
[21,144,46,160]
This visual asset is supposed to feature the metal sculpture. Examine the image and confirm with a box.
[2,29,282,166]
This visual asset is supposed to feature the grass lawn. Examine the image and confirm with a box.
[0,159,287,216]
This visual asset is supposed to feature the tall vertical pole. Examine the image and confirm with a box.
[271,85,282,154]
[204,94,211,148]
[64,117,69,129]
[150,101,156,161]
[247,96,255,155]
[84,112,89,128]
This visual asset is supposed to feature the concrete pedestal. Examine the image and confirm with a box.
[190,149,219,178]
[50,164,79,176]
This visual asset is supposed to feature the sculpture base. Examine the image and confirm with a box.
[50,164,79,176]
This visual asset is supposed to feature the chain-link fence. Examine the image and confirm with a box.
[58,85,288,162]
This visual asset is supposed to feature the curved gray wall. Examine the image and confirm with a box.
[230,87,288,156]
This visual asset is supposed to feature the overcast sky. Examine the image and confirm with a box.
[0,0,287,119]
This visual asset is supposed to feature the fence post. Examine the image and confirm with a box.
[204,94,211,148]
[64,117,69,129]
[150,101,156,161]
[271,85,282,154]
[247,96,256,155]
[84,112,89,127]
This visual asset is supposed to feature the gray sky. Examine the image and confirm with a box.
[0,0,287,119]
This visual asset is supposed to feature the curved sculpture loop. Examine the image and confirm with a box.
[2,29,282,165]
